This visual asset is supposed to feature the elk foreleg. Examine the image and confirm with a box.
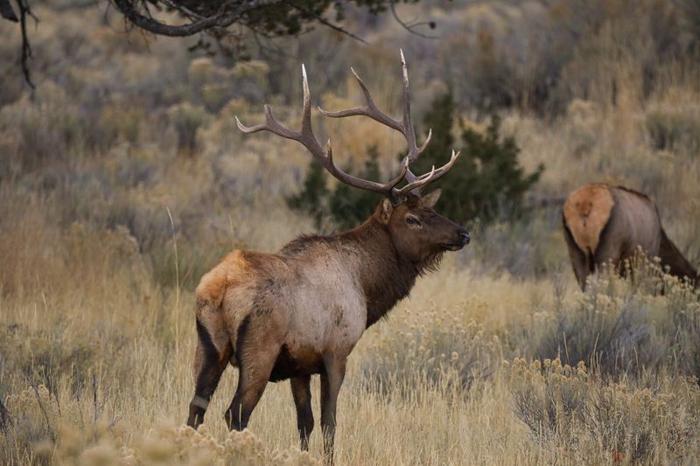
[320,356,346,465]
[290,375,314,451]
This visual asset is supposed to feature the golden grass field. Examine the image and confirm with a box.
[1,1,700,465]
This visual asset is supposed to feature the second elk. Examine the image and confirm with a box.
[563,183,697,289]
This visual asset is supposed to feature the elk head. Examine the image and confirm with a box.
[375,189,469,263]
[236,50,470,262]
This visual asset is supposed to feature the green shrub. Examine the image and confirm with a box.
[286,155,331,229]
[510,358,700,463]
[646,105,700,155]
[413,92,543,225]
[286,146,382,230]
[327,147,383,230]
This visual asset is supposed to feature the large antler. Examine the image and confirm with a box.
[236,50,459,200]
[319,50,459,195]
[236,65,407,196]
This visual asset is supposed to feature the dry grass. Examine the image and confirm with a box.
[1,1,700,465]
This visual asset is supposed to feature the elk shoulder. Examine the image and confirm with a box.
[563,183,615,255]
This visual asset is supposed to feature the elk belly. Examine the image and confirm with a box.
[268,344,324,382]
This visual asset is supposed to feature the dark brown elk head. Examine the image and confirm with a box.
[236,50,469,262]
[376,191,469,263]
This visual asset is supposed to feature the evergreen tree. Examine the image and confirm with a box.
[413,92,543,224]
[328,146,382,230]
[286,158,329,229]
[287,145,382,230]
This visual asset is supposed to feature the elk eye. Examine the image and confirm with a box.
[405,215,421,226]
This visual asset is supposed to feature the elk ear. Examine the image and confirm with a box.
[420,189,442,208]
[378,198,394,224]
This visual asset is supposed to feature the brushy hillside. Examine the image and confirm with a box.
[1,0,699,464]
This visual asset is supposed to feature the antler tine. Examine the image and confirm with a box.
[236,65,324,157]
[319,50,433,186]
[397,150,461,196]
[399,49,419,162]
[403,127,433,182]
[235,105,301,141]
[299,65,325,157]
[318,67,404,133]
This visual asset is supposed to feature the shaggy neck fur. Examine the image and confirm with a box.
[341,216,443,327]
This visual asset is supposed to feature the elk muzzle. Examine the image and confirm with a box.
[441,227,470,251]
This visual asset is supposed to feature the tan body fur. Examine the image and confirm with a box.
[563,183,697,289]
[196,242,368,382]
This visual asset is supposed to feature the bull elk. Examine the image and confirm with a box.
[185,52,469,463]
[563,183,697,289]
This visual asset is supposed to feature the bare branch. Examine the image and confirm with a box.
[110,0,244,37]
[288,2,367,44]
[18,0,36,89]
[389,0,437,39]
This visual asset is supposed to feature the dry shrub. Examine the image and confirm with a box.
[361,320,501,395]
[188,58,270,112]
[96,103,145,148]
[0,82,82,172]
[0,324,96,397]
[534,259,700,377]
[464,209,567,278]
[510,358,700,464]
[167,103,211,155]
[1,386,319,466]
[646,90,700,156]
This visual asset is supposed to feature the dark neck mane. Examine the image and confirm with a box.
[340,217,443,327]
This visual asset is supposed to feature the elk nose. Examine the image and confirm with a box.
[458,229,470,246]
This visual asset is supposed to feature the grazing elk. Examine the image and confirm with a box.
[186,52,470,463]
[563,183,697,289]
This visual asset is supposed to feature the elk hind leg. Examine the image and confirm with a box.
[224,316,282,431]
[291,375,314,451]
[187,319,231,428]
[563,223,591,290]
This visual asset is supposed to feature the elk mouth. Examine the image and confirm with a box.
[440,242,467,251]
